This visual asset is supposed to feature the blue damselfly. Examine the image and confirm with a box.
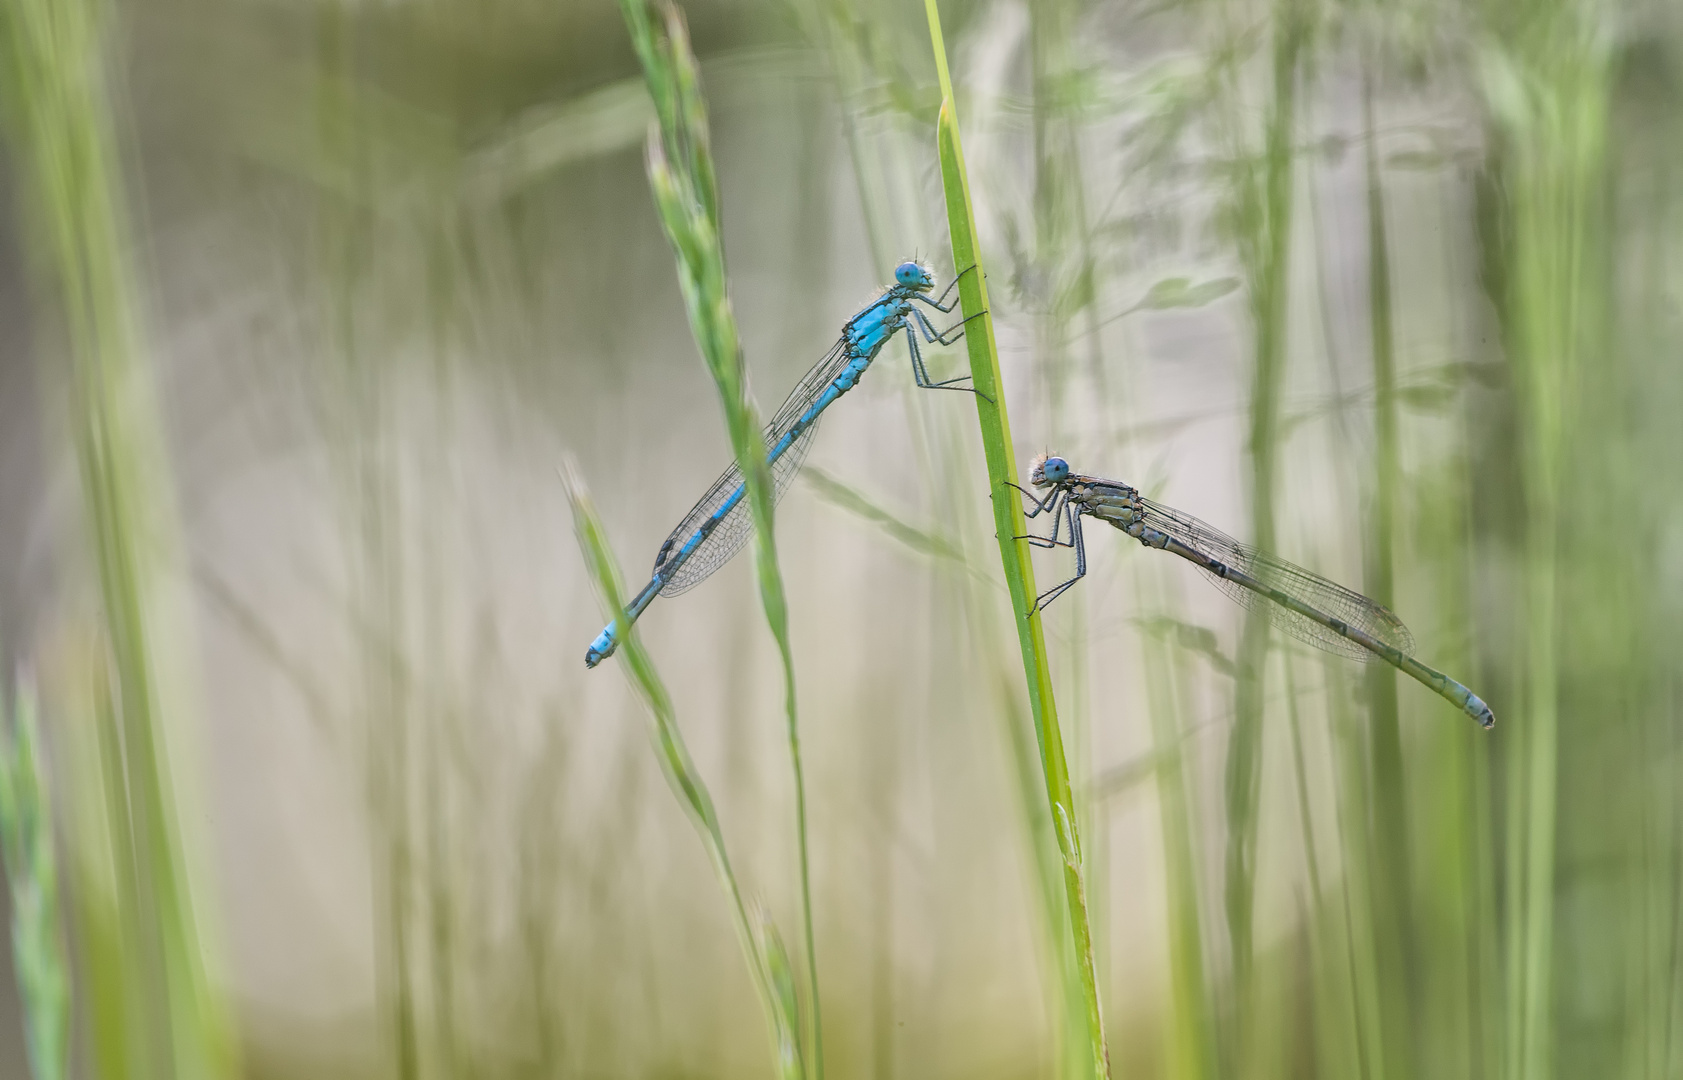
[1014,455,1494,728]
[585,262,980,667]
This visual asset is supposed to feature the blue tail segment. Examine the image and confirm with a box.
[584,628,615,668]
[585,579,662,667]
[1461,690,1496,730]
[582,263,978,668]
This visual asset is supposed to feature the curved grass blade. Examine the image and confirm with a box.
[564,461,805,1080]
[614,2,822,1071]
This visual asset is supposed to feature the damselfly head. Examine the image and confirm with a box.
[1030,454,1071,487]
[894,261,935,291]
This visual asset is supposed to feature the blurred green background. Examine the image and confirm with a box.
[1,0,1680,1077]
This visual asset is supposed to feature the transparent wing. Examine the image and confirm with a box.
[1137,496,1416,660]
[654,338,852,597]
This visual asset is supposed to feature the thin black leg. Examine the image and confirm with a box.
[906,326,992,402]
[917,262,979,313]
[1006,480,1059,518]
[916,306,987,346]
[1016,493,1072,547]
[1031,508,1087,612]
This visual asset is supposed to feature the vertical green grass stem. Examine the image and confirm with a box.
[1224,0,1307,1043]
[0,676,71,1080]
[1479,26,1608,1078]
[1141,619,1214,1080]
[1358,74,1417,1080]
[922,4,1110,1075]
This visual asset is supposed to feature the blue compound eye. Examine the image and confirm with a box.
[894,261,921,285]
[1043,457,1070,482]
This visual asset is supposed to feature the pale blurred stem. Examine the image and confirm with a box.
[1359,73,1417,1080]
[311,3,421,1072]
[425,704,458,1077]
[422,237,462,1079]
[1226,0,1305,1038]
[1029,0,1109,411]
[1142,610,1215,1080]
[1502,72,1599,1080]
[1472,32,1607,1080]
[1281,653,1335,1075]
[375,491,417,1080]
[1327,657,1387,1080]
[1513,248,1564,1080]
[0,0,231,1074]
[811,3,895,270]
[1028,0,1103,1059]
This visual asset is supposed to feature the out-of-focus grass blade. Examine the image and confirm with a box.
[1086,746,1171,804]
[801,465,989,581]
[759,907,807,1080]
[0,0,237,1073]
[468,49,814,201]
[1130,276,1242,312]
[1134,616,1237,677]
[467,77,651,199]
[0,675,71,1080]
[1478,24,1610,1080]
[563,460,805,1080]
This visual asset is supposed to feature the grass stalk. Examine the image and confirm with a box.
[1223,0,1308,1045]
[564,463,805,1080]
[922,3,1110,1075]
[1358,74,1418,1080]
[614,3,821,1071]
[1279,654,1342,1079]
[0,0,234,1073]
[0,675,71,1080]
[1027,0,1110,1044]
[1140,605,1215,1080]
[1324,655,1388,1080]
[304,9,421,1074]
[1478,21,1609,1078]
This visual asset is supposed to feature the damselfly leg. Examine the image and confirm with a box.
[911,262,978,314]
[1006,487,1087,611]
[1006,480,1060,518]
[907,308,993,402]
[1027,505,1087,612]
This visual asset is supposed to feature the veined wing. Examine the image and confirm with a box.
[1137,496,1416,660]
[655,337,852,596]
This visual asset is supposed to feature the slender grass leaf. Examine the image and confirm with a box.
[563,460,804,1080]
[0,676,71,1080]
[923,2,1110,1075]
